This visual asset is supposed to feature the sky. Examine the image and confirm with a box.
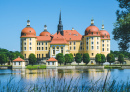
[0,0,120,52]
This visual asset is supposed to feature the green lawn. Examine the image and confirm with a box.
[26,65,46,69]
[104,65,122,69]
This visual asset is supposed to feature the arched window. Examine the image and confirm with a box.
[61,46,63,53]
[53,47,55,55]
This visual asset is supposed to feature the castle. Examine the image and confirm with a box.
[20,12,110,64]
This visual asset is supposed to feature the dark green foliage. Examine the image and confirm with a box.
[0,54,7,65]
[107,54,115,65]
[101,54,106,63]
[83,53,90,65]
[113,0,130,51]
[28,53,37,66]
[110,50,130,58]
[95,54,102,65]
[56,53,65,65]
[64,54,71,65]
[118,54,124,64]
[10,53,17,62]
[75,53,82,65]
[69,53,74,63]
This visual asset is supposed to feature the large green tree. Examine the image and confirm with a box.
[10,53,17,62]
[95,54,102,65]
[101,54,106,64]
[75,53,82,65]
[64,54,71,65]
[0,54,7,65]
[28,53,37,66]
[112,0,130,51]
[83,53,90,65]
[107,54,115,65]
[56,53,65,65]
[118,54,124,64]
[70,53,74,65]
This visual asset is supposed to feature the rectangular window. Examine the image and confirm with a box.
[107,48,109,51]
[97,37,99,40]
[91,37,93,40]
[91,46,94,50]
[42,54,43,58]
[102,44,104,47]
[97,42,99,44]
[25,54,26,58]
[42,42,44,45]
[91,42,93,44]
[42,47,44,50]
[39,47,40,50]
[70,42,71,45]
[86,37,89,40]
[30,42,31,45]
[24,42,26,45]
[107,40,109,42]
[74,42,76,45]
[97,46,99,49]
[70,47,71,50]
[39,54,40,58]
[87,42,88,45]
[30,47,32,50]
[102,40,104,43]
[48,62,50,65]
[19,62,21,65]
[30,38,31,41]
[46,42,47,45]
[80,42,82,45]
[86,46,88,50]
[102,48,104,51]
[39,42,40,45]
[46,47,47,50]
[80,46,82,50]
[92,53,94,56]
[37,42,38,45]
[24,47,26,50]
[14,62,16,65]
[107,44,109,47]
[74,46,76,50]
[37,47,38,50]
[52,62,54,65]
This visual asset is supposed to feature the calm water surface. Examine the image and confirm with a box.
[0,69,130,91]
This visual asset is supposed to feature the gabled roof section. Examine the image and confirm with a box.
[37,36,51,41]
[50,32,69,45]
[46,57,58,62]
[63,30,82,41]
[13,57,25,62]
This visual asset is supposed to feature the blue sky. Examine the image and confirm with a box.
[0,0,120,51]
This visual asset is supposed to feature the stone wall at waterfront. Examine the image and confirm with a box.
[57,66,104,69]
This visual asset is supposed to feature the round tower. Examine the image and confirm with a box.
[20,20,37,59]
[83,19,101,58]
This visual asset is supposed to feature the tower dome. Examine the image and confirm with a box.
[99,24,110,39]
[85,19,100,36]
[21,20,36,37]
[40,25,51,36]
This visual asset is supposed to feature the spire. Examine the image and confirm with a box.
[57,10,63,35]
[90,17,95,26]
[27,20,30,27]
[101,21,105,30]
[44,25,48,32]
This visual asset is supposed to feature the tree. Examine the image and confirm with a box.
[101,54,106,64]
[95,54,102,65]
[69,53,74,65]
[0,54,7,65]
[28,53,37,66]
[112,0,130,51]
[10,53,17,62]
[118,54,124,64]
[75,53,82,65]
[64,54,71,65]
[56,53,65,65]
[107,54,115,65]
[83,53,90,65]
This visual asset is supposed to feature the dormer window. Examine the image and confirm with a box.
[91,32,93,35]
[24,34,26,36]
[29,31,31,32]
[103,36,104,38]
[97,32,98,35]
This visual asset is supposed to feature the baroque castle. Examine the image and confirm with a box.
[20,12,110,64]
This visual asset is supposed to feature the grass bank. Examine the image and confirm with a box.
[26,65,46,69]
[104,65,122,69]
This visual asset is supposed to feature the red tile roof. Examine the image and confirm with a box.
[50,32,69,44]
[46,57,58,61]
[13,57,25,62]
[37,36,51,41]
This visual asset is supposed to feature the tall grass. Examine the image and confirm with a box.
[0,74,130,92]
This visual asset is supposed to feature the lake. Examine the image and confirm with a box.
[0,69,130,91]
